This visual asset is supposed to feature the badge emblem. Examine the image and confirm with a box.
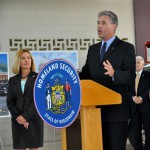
[34,59,81,128]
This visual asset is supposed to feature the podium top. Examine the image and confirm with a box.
[80,80,121,107]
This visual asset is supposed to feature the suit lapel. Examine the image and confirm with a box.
[24,73,36,94]
[15,75,23,95]
[97,42,101,61]
[102,36,121,61]
[94,42,102,66]
[137,71,145,92]
[24,77,31,94]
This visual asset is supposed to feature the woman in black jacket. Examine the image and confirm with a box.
[7,49,43,150]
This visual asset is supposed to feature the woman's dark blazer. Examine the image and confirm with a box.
[79,36,136,122]
[7,72,41,121]
[7,71,43,148]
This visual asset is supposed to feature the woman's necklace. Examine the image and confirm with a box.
[21,73,29,79]
[21,76,28,79]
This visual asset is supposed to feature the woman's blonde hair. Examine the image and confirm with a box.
[12,49,36,74]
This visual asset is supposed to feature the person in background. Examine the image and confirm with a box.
[79,10,135,150]
[45,82,52,109]
[64,79,72,107]
[7,49,43,150]
[129,56,150,150]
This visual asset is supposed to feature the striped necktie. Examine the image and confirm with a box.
[135,73,140,94]
[100,42,107,61]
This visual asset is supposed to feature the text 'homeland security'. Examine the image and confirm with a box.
[37,62,78,89]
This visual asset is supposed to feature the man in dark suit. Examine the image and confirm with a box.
[129,56,150,150]
[79,10,135,150]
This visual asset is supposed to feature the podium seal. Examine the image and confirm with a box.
[34,59,81,128]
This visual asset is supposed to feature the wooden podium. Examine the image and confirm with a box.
[61,80,121,150]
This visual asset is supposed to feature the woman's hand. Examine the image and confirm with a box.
[16,115,26,124]
[16,115,29,129]
[23,122,29,129]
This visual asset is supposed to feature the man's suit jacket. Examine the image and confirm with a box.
[130,70,150,114]
[79,36,135,122]
[7,72,41,121]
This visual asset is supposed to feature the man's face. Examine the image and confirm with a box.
[136,59,144,72]
[97,15,117,41]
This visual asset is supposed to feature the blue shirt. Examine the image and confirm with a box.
[101,35,116,52]
[101,35,116,81]
[21,79,26,93]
